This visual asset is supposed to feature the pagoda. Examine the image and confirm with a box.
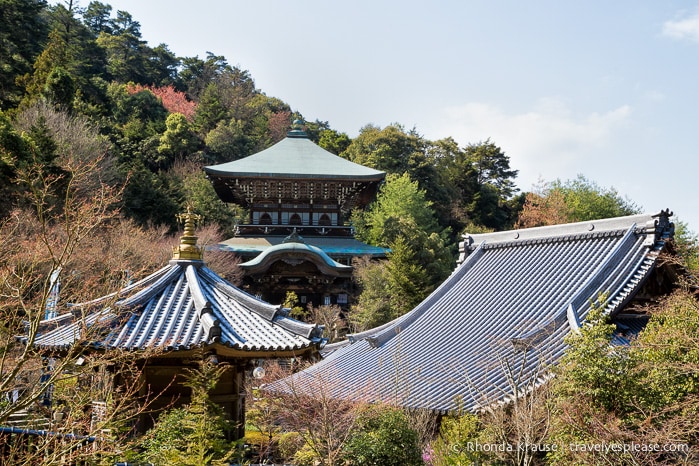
[34,211,324,439]
[204,121,387,308]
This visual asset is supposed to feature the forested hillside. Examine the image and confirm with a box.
[1,1,652,319]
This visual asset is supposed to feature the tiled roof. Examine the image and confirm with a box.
[204,132,385,181]
[34,260,324,355]
[271,211,675,413]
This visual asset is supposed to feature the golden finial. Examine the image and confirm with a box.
[172,206,204,260]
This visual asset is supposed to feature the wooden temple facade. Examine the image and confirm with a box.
[205,122,387,308]
[33,212,324,439]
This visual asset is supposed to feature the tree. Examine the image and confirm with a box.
[547,290,698,465]
[18,29,75,110]
[351,173,453,329]
[517,175,639,228]
[168,159,245,237]
[354,173,443,247]
[0,110,167,464]
[428,411,483,466]
[0,0,49,108]
[139,357,237,466]
[673,221,699,275]
[342,405,422,466]
[82,1,113,36]
[348,258,392,331]
[318,128,351,155]
[0,110,34,217]
[515,179,569,228]
[263,362,365,466]
[156,113,201,168]
[344,124,419,174]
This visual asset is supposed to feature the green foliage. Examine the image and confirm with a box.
[349,259,392,331]
[384,237,432,315]
[673,220,699,275]
[204,118,253,163]
[139,359,237,466]
[156,112,201,167]
[629,290,699,412]
[176,164,244,236]
[278,431,305,462]
[0,0,49,107]
[121,164,180,228]
[548,291,699,464]
[342,405,422,466]
[351,173,453,328]
[319,128,351,155]
[554,294,627,412]
[428,412,483,466]
[430,138,520,232]
[345,123,422,174]
[551,174,639,222]
[0,110,31,217]
[355,172,442,247]
[283,291,306,319]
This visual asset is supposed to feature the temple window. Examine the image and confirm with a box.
[289,213,302,225]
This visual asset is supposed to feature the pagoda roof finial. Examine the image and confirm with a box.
[173,206,203,261]
[287,118,308,138]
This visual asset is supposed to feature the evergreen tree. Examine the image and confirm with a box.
[139,358,237,466]
[0,0,49,107]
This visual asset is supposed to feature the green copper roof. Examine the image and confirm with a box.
[204,131,385,181]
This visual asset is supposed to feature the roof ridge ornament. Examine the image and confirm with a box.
[283,227,305,244]
[173,206,204,261]
[287,118,309,138]
[651,208,675,243]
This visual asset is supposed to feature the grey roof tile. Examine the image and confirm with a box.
[270,211,675,413]
[35,261,323,354]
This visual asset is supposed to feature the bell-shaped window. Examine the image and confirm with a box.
[318,214,332,226]
[289,213,302,225]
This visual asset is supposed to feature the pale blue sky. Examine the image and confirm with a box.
[67,1,699,231]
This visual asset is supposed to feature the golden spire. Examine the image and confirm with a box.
[172,206,203,260]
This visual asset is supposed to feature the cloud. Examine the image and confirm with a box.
[662,12,699,42]
[436,99,632,189]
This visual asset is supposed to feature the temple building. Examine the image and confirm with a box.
[204,121,387,308]
[33,212,324,439]
[272,210,679,413]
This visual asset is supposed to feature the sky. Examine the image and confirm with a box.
[67,0,699,231]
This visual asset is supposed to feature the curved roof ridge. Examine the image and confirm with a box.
[116,264,182,308]
[184,264,221,343]
[198,266,282,320]
[240,241,352,274]
[65,264,174,309]
[198,265,322,340]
